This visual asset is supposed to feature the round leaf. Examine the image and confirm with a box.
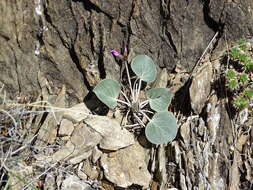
[131,55,157,82]
[93,79,120,109]
[145,111,177,145]
[146,88,172,112]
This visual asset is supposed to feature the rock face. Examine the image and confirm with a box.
[1,1,252,100]
[190,62,213,114]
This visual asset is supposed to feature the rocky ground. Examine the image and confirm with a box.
[0,1,253,190]
[0,47,252,189]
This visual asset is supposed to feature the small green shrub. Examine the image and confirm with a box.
[93,51,177,145]
[226,40,253,110]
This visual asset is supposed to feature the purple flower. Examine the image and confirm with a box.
[110,49,121,57]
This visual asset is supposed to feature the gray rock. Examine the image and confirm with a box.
[206,94,220,144]
[63,103,91,123]
[238,108,248,125]
[190,63,213,114]
[85,116,135,151]
[81,160,99,180]
[61,175,94,190]
[1,0,253,103]
[151,68,168,88]
[35,83,66,147]
[44,174,57,190]
[58,119,74,140]
[91,146,103,164]
[52,123,102,164]
[101,142,151,188]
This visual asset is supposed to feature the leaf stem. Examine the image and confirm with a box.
[124,61,134,100]
[132,77,138,101]
[140,100,149,108]
[124,123,141,128]
[141,109,154,114]
[140,110,151,122]
[120,91,131,105]
[135,79,142,102]
[116,99,130,107]
[133,113,145,127]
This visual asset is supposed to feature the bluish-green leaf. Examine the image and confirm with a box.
[93,79,120,109]
[145,111,177,145]
[146,88,172,112]
[131,55,157,82]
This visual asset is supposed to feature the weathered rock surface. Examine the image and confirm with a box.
[35,79,66,147]
[81,160,99,180]
[170,95,250,189]
[61,175,95,190]
[52,123,101,164]
[85,115,135,150]
[101,142,151,188]
[0,1,88,104]
[58,119,75,140]
[44,173,57,190]
[1,0,252,100]
[63,103,91,123]
[190,62,213,114]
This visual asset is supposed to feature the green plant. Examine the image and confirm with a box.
[93,51,177,145]
[226,39,253,110]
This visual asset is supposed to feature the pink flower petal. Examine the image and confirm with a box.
[110,49,121,57]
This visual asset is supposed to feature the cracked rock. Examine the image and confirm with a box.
[190,62,213,114]
[100,142,151,188]
[58,119,75,140]
[63,103,91,123]
[85,115,135,151]
[52,123,102,164]
[61,175,95,190]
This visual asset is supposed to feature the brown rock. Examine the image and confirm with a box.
[63,103,91,123]
[52,123,102,164]
[58,119,74,140]
[85,116,135,151]
[100,142,151,188]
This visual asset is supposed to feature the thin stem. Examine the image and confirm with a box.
[133,113,146,127]
[120,91,131,105]
[10,134,38,156]
[116,99,130,107]
[140,100,149,108]
[134,83,137,102]
[124,61,134,99]
[125,109,130,120]
[136,79,142,102]
[140,110,151,122]
[132,78,138,101]
[120,109,130,128]
[124,123,141,128]
[0,109,17,128]
[141,109,154,114]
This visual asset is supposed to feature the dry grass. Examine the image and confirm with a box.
[0,85,97,189]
